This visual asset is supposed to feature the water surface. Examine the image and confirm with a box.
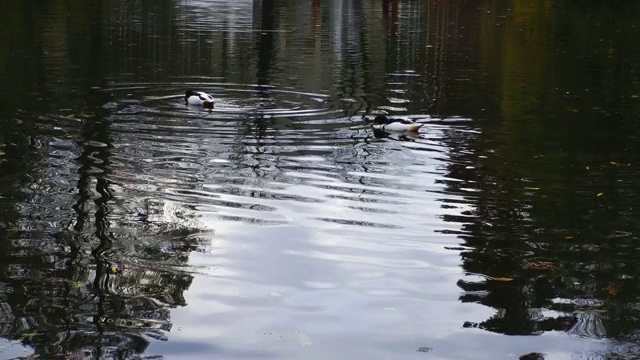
[0,0,640,359]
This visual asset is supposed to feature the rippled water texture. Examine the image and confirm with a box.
[1,0,640,359]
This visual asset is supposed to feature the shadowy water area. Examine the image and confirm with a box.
[1,0,640,359]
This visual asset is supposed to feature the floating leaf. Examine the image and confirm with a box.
[524,187,540,190]
[565,236,574,240]
[70,281,84,288]
[21,332,41,340]
[524,260,558,271]
[608,284,618,296]
[597,192,604,197]
[492,277,513,282]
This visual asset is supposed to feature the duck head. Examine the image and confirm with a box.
[373,115,389,124]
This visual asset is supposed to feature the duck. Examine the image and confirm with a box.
[185,90,214,109]
[372,128,420,141]
[368,115,423,132]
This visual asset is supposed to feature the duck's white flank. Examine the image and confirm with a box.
[373,121,423,132]
[185,90,215,108]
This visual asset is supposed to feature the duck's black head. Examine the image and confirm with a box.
[373,115,389,124]
[185,90,197,98]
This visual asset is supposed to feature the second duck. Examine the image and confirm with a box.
[369,115,423,132]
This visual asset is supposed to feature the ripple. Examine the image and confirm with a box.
[6,79,472,360]
[100,81,343,121]
[89,83,454,239]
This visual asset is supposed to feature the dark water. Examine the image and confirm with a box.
[1,0,640,359]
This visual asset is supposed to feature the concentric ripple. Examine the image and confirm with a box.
[92,82,453,236]
[102,81,346,121]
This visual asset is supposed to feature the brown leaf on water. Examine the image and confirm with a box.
[608,284,618,296]
[524,260,558,271]
[492,277,514,282]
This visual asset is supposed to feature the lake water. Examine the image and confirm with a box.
[1,1,640,359]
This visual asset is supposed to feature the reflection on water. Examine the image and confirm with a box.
[1,0,640,359]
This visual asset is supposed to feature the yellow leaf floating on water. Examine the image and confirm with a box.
[21,332,41,340]
[597,192,604,197]
[608,162,631,167]
[492,277,513,282]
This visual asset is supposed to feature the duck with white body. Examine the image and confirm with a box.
[185,90,215,109]
[369,115,423,132]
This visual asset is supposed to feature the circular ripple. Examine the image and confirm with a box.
[99,81,349,122]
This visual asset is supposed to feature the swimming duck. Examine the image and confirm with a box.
[369,115,423,132]
[185,90,214,109]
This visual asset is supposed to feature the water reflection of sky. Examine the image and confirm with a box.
[104,95,482,358]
